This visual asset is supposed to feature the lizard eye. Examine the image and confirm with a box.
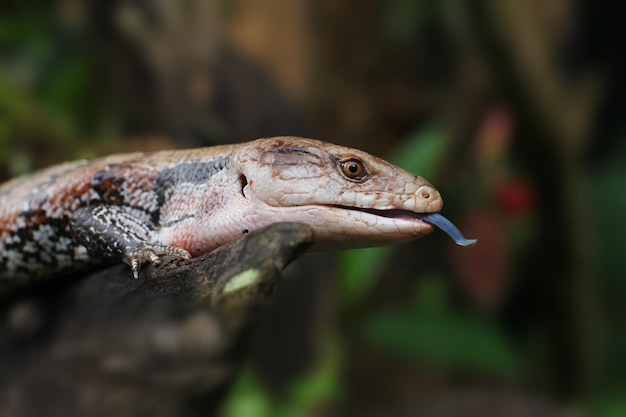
[340,158,368,181]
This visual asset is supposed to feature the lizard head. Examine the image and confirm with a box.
[231,137,449,250]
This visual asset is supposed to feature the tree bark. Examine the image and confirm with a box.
[0,223,313,417]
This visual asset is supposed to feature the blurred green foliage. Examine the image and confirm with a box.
[362,275,520,379]
[0,9,123,178]
[220,335,343,417]
[592,394,626,417]
[589,138,626,395]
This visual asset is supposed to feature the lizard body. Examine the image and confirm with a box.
[0,137,471,282]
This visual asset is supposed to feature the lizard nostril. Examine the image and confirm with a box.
[419,187,433,200]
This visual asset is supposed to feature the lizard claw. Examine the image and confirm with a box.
[148,252,162,265]
[160,246,192,260]
[131,259,141,279]
[127,245,192,279]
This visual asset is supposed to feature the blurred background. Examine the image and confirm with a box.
[1,0,624,415]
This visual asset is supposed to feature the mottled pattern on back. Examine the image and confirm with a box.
[0,153,149,277]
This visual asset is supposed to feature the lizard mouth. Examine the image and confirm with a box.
[330,205,477,246]
[333,205,429,221]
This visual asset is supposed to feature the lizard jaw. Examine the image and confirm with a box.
[328,205,477,247]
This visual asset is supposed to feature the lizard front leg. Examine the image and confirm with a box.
[70,206,191,278]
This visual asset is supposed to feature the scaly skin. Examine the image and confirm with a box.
[0,137,442,281]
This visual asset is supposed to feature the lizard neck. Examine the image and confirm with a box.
[155,164,253,256]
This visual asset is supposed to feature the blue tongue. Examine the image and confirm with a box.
[416,213,477,247]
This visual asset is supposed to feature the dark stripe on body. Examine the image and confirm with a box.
[154,156,229,223]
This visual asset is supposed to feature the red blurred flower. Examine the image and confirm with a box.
[495,178,536,217]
